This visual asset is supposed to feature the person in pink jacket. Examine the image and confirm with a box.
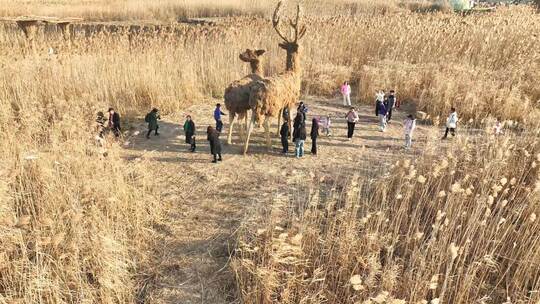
[341,81,351,106]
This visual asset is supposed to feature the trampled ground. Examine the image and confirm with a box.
[121,97,434,303]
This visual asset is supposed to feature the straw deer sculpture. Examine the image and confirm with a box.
[224,49,266,145]
[243,1,306,154]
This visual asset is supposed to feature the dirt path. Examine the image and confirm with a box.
[121,97,433,304]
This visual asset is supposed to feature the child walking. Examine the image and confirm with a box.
[321,114,332,136]
[375,90,385,114]
[190,135,197,152]
[442,107,458,139]
[404,114,416,149]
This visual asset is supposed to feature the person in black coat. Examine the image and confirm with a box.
[293,122,307,158]
[207,126,222,163]
[292,112,303,143]
[108,108,121,137]
[280,120,290,154]
[385,90,396,121]
[310,118,319,156]
[297,102,308,122]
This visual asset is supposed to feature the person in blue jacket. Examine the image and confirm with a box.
[213,103,227,133]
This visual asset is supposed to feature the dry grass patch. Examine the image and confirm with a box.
[0,141,163,302]
[358,61,540,124]
[233,132,540,303]
[2,5,538,123]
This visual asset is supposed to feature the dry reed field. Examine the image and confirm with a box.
[1,3,538,121]
[0,0,451,21]
[0,0,539,303]
[233,132,540,303]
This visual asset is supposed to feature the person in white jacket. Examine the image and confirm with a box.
[442,107,458,139]
[404,114,416,149]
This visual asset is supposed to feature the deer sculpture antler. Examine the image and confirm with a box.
[272,1,307,44]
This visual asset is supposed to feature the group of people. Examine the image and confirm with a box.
[182,108,223,163]
[279,102,323,158]
[96,84,475,163]
[375,89,398,132]
[342,85,400,132]
[339,85,466,148]
[95,108,121,144]
[342,88,401,139]
[182,114,223,163]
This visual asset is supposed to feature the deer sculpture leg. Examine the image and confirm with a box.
[277,108,282,136]
[227,112,237,145]
[264,116,272,151]
[244,112,249,136]
[238,112,246,142]
[243,113,256,155]
[287,106,292,140]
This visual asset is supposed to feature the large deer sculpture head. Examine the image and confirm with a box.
[272,1,307,71]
